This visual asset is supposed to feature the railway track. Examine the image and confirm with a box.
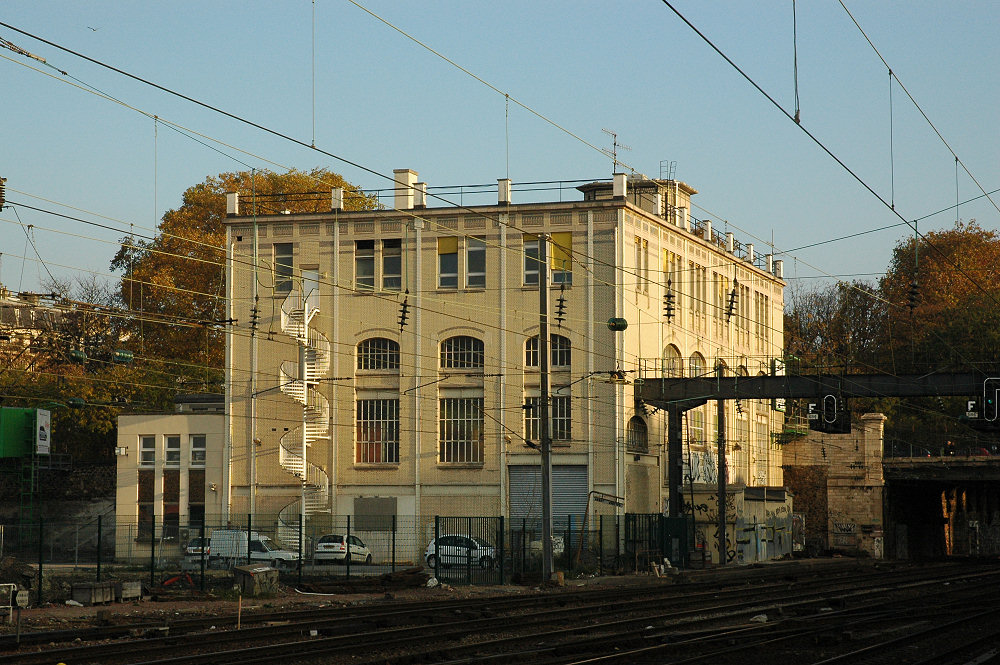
[0,559,994,665]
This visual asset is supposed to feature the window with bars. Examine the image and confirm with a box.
[190,434,206,467]
[466,237,486,288]
[165,435,180,466]
[626,416,648,452]
[440,336,484,369]
[356,398,400,464]
[358,338,400,371]
[439,397,483,463]
[139,435,155,466]
[355,240,375,290]
[523,395,572,441]
[524,334,571,368]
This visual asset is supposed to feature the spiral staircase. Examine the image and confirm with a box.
[276,287,331,548]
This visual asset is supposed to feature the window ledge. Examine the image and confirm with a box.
[354,463,401,469]
[437,463,485,469]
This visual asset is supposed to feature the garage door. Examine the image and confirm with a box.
[509,465,588,529]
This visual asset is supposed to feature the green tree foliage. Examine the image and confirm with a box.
[110,168,376,369]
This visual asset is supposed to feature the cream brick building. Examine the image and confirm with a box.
[223,170,786,545]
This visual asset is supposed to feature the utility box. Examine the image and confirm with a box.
[0,407,50,458]
[116,581,142,602]
[233,564,279,596]
[71,581,115,606]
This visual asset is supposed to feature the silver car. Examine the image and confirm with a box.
[425,535,496,569]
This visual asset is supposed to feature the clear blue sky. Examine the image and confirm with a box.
[3,1,998,297]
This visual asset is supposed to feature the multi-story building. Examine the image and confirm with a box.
[223,170,786,556]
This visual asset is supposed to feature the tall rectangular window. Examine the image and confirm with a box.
[356,398,400,464]
[138,469,154,537]
[274,243,293,293]
[466,237,486,288]
[165,435,180,466]
[523,235,539,285]
[382,239,401,291]
[163,469,179,540]
[438,237,458,288]
[188,468,205,528]
[634,237,649,293]
[139,435,155,467]
[190,434,206,467]
[355,240,375,290]
[551,232,572,285]
[439,397,483,463]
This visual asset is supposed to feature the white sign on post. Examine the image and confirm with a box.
[35,409,50,455]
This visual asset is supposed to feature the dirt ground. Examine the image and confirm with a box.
[0,566,647,633]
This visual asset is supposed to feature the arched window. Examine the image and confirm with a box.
[688,352,706,378]
[663,345,682,377]
[525,334,571,368]
[440,336,484,369]
[357,338,400,370]
[626,416,648,452]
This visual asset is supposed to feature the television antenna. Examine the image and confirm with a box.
[601,128,634,173]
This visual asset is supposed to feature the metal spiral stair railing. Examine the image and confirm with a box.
[275,288,331,548]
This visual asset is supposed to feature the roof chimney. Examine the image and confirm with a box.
[226,192,239,216]
[415,182,427,208]
[613,173,627,198]
[393,169,418,210]
[332,187,344,211]
[498,178,512,204]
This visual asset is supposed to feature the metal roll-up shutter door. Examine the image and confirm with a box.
[508,465,588,529]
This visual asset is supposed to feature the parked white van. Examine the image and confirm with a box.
[208,530,300,569]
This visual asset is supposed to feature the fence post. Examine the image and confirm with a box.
[96,515,102,582]
[466,517,472,586]
[36,518,43,607]
[297,513,303,587]
[521,518,526,576]
[499,516,505,585]
[345,515,351,578]
[246,514,252,566]
[598,514,603,576]
[199,522,206,593]
[149,512,156,590]
[433,517,440,578]
[391,515,396,572]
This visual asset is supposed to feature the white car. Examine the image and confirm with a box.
[425,535,496,569]
[314,534,372,564]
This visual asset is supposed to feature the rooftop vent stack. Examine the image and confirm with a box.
[766,253,773,274]
[498,178,512,204]
[655,192,664,217]
[726,232,735,253]
[226,192,239,216]
[393,169,418,210]
[613,173,627,198]
[746,243,755,264]
[331,187,344,211]
[774,259,784,279]
[703,220,712,241]
[680,207,690,231]
[415,182,427,209]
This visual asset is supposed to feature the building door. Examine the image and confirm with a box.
[508,465,588,529]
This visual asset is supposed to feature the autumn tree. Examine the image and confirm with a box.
[785,220,1000,454]
[110,168,376,370]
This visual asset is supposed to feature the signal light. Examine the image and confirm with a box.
[984,378,1000,422]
